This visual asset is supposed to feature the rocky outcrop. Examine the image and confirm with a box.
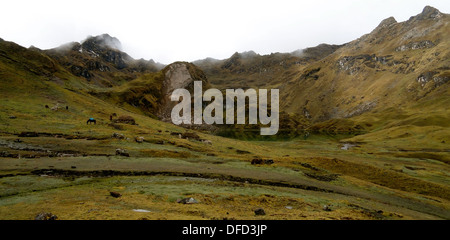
[177,197,198,204]
[110,191,122,198]
[158,62,209,121]
[337,54,416,75]
[414,6,443,21]
[45,34,165,87]
[396,40,435,51]
[35,212,58,220]
[373,17,397,33]
[417,71,449,88]
[113,115,136,125]
[81,34,129,69]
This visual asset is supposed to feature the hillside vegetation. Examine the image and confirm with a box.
[0,6,448,220]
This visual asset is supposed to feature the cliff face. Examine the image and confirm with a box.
[158,62,209,121]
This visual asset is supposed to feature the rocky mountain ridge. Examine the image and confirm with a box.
[44,34,165,87]
[0,6,448,141]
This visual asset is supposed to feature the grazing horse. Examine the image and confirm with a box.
[87,118,96,125]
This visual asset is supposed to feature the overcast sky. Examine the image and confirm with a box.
[1,0,449,64]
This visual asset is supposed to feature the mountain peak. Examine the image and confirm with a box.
[418,6,443,19]
[410,6,443,21]
[377,16,397,28]
[81,34,123,52]
[238,50,259,58]
[371,16,397,34]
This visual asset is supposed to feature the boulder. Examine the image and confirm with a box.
[323,205,332,211]
[254,208,266,216]
[35,212,58,220]
[181,132,200,140]
[177,197,198,204]
[111,133,125,139]
[201,139,212,145]
[264,159,274,165]
[110,191,122,198]
[114,115,136,125]
[115,148,130,157]
[251,158,263,165]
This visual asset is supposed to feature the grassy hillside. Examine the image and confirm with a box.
[0,7,449,220]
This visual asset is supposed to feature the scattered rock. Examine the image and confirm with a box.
[323,205,332,211]
[181,132,201,140]
[254,208,266,216]
[135,136,144,143]
[340,143,357,150]
[111,132,125,139]
[251,159,263,164]
[285,206,293,210]
[113,115,136,125]
[177,197,198,204]
[110,191,122,198]
[35,212,58,220]
[133,209,151,213]
[14,139,23,143]
[51,104,60,111]
[201,139,212,145]
[416,71,438,87]
[395,40,435,52]
[264,159,274,165]
[115,148,130,157]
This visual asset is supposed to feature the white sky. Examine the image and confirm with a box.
[1,0,449,64]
